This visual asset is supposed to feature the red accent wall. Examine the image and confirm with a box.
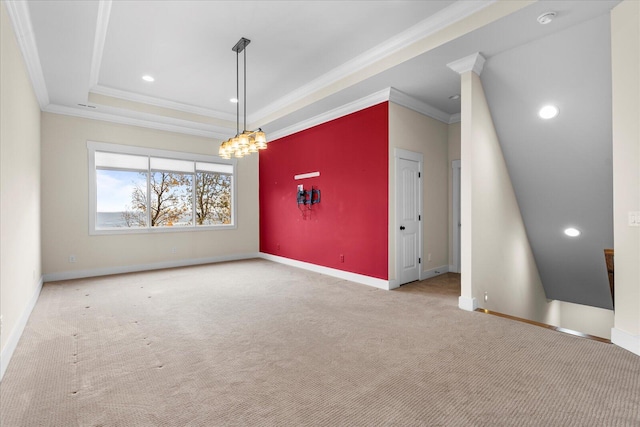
[259,102,388,279]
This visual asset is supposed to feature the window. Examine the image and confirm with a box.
[88,141,236,234]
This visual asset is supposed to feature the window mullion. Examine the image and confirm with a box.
[146,157,151,229]
[193,172,197,226]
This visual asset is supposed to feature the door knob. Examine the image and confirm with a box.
[400,226,405,230]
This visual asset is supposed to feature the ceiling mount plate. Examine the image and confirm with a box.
[232,37,251,53]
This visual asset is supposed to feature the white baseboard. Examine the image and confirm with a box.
[45,253,391,292]
[611,327,640,356]
[258,253,390,290]
[458,295,478,312]
[43,253,261,282]
[420,265,449,281]
[1,276,44,382]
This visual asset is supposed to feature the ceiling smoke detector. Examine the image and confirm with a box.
[537,12,556,25]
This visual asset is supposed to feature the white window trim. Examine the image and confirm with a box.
[88,141,237,235]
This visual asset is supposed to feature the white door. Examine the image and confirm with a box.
[452,160,461,273]
[397,157,420,285]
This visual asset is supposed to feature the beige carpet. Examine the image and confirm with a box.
[1,259,638,426]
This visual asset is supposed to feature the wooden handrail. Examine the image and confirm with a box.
[604,249,614,307]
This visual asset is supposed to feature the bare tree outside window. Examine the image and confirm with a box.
[118,171,231,227]
[121,172,191,227]
[194,172,232,225]
[149,172,192,226]
[122,207,146,227]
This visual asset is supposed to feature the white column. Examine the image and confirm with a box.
[447,53,485,311]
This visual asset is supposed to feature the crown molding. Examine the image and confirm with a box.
[268,88,391,141]
[88,0,112,88]
[249,0,496,124]
[90,84,236,122]
[388,88,452,124]
[269,87,458,141]
[4,0,49,108]
[447,52,486,76]
[43,104,230,140]
[47,86,459,144]
[449,113,461,124]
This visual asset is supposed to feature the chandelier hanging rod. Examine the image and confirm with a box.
[233,37,250,134]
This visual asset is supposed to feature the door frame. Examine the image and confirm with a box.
[451,159,461,273]
[394,148,423,288]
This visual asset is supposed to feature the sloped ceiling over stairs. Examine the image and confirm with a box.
[481,13,614,309]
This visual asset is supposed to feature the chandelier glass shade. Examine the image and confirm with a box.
[218,129,266,159]
[219,37,267,160]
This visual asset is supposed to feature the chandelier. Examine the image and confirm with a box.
[219,37,267,159]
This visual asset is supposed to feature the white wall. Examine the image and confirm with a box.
[550,300,615,340]
[40,113,259,279]
[611,0,640,355]
[0,3,42,378]
[388,102,449,282]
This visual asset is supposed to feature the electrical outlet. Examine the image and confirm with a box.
[171,247,177,254]
[277,243,281,251]
[69,255,76,263]
[340,254,345,263]
[428,253,432,262]
[629,211,640,227]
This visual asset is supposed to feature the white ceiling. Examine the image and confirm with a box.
[97,0,453,116]
[9,0,619,140]
[19,0,459,134]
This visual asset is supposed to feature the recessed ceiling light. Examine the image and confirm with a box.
[449,94,460,100]
[230,98,238,103]
[539,105,559,119]
[564,227,581,237]
[537,11,556,25]
[142,75,155,82]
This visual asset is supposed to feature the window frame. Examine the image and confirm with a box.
[88,141,237,235]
